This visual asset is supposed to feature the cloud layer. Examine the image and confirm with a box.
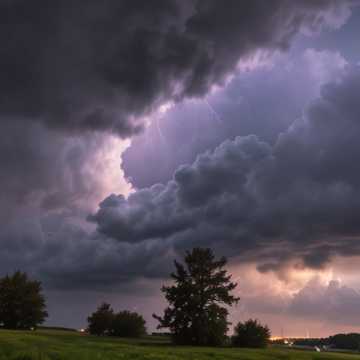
[92,66,360,273]
[0,0,349,136]
[122,48,347,188]
[0,0,359,333]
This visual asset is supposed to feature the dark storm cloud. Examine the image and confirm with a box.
[91,66,360,270]
[0,211,173,291]
[0,117,117,218]
[3,66,360,292]
[0,0,350,136]
[122,48,347,188]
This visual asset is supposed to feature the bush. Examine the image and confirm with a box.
[329,333,360,350]
[87,303,114,336]
[232,319,270,348]
[111,311,146,337]
[87,304,146,337]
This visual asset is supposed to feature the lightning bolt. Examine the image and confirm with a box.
[156,116,167,145]
[204,99,222,124]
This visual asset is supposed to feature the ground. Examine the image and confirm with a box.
[0,330,360,360]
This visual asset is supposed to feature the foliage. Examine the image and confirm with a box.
[294,333,360,351]
[111,311,146,338]
[232,319,270,348]
[293,338,327,347]
[154,247,239,346]
[329,333,360,351]
[87,303,114,336]
[0,271,48,330]
[87,303,146,337]
[0,329,359,360]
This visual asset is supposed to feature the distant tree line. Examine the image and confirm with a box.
[294,333,360,351]
[0,248,271,348]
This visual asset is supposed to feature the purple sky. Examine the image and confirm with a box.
[1,0,360,337]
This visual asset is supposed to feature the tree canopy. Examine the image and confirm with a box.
[232,319,271,348]
[0,271,48,329]
[111,311,146,337]
[87,303,114,336]
[87,303,146,337]
[154,247,239,346]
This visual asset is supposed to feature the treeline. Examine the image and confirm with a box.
[0,248,271,347]
[294,334,360,351]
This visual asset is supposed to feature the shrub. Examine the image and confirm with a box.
[111,311,146,337]
[87,304,146,337]
[87,303,114,336]
[232,319,270,348]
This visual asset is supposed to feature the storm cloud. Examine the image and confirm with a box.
[0,0,350,136]
[289,279,360,326]
[91,66,360,271]
[122,48,348,188]
[1,0,360,333]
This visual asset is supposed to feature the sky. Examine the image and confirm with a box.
[1,0,360,337]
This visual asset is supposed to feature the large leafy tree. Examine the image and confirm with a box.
[0,271,48,329]
[232,319,271,348]
[154,248,239,346]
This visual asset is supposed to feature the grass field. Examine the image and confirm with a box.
[1,330,360,360]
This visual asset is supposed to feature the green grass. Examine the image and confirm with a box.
[0,330,360,360]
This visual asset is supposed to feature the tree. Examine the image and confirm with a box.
[153,247,239,346]
[328,333,360,351]
[232,319,270,348]
[87,303,114,335]
[0,271,48,329]
[87,304,147,338]
[111,310,146,337]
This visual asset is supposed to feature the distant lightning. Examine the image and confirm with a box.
[156,116,167,145]
[204,99,222,124]
[155,103,173,145]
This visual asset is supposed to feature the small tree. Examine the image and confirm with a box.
[0,271,48,329]
[87,304,146,338]
[111,310,146,337]
[87,303,114,335]
[232,319,270,348]
[153,248,239,346]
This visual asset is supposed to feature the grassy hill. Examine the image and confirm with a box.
[1,329,360,360]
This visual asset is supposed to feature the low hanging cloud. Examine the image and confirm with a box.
[0,0,351,137]
[91,66,360,272]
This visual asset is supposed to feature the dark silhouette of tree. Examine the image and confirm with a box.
[328,333,360,351]
[153,247,239,346]
[87,303,114,336]
[111,310,146,337]
[87,304,146,338]
[232,319,270,348]
[0,271,48,329]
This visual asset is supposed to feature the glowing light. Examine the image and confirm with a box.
[158,102,173,114]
